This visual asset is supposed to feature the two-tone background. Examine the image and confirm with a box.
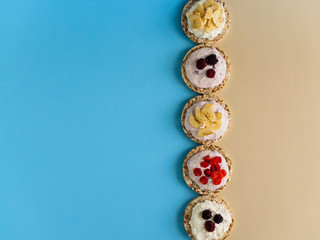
[1,0,320,239]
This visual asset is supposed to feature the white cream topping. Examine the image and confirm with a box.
[190,200,232,240]
[186,0,226,40]
[184,47,227,89]
[184,100,229,141]
[187,150,229,191]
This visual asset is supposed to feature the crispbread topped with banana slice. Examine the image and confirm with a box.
[181,95,230,144]
[181,0,231,44]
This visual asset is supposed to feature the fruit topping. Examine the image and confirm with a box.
[211,171,219,179]
[188,0,225,33]
[198,128,215,138]
[213,214,223,224]
[188,103,223,138]
[211,164,220,171]
[193,168,202,176]
[200,176,208,185]
[206,68,216,78]
[212,178,221,185]
[204,221,215,232]
[202,210,212,220]
[205,54,218,66]
[204,169,211,177]
[196,58,207,70]
[203,155,211,162]
[200,161,209,168]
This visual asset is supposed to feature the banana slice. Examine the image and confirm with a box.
[201,17,208,26]
[210,2,221,11]
[189,15,204,29]
[195,107,208,122]
[211,121,222,130]
[202,103,214,109]
[214,112,223,120]
[201,108,216,122]
[205,19,216,33]
[204,0,214,8]
[196,3,205,16]
[204,121,215,129]
[198,121,206,128]
[189,115,200,128]
[212,9,224,28]
[193,12,201,17]
[198,128,215,137]
[204,7,214,19]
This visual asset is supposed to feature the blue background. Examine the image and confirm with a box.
[0,0,200,239]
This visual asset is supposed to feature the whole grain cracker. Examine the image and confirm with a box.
[184,195,234,240]
[183,144,232,195]
[181,95,231,144]
[181,45,231,94]
[181,0,231,44]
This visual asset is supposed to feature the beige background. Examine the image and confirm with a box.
[215,0,320,239]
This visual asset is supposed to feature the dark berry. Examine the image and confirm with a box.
[200,161,209,168]
[193,168,202,176]
[213,214,224,224]
[196,58,207,70]
[204,169,211,177]
[204,221,215,232]
[206,69,216,78]
[201,210,212,220]
[200,176,208,185]
[205,54,218,66]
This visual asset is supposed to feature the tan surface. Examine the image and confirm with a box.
[213,0,320,239]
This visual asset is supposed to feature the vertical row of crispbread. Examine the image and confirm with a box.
[180,0,234,239]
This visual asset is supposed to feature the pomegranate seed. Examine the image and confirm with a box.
[213,156,222,163]
[193,168,202,176]
[200,161,209,168]
[213,178,221,185]
[203,155,211,162]
[204,169,211,177]
[200,176,208,185]
[211,171,219,180]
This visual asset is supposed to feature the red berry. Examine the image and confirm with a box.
[211,164,220,171]
[200,176,208,185]
[203,155,211,162]
[204,169,211,177]
[206,69,216,78]
[213,156,222,163]
[193,168,202,176]
[200,161,209,168]
[213,178,221,185]
[211,171,219,180]
[208,158,216,165]
[196,58,207,70]
[221,169,227,177]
